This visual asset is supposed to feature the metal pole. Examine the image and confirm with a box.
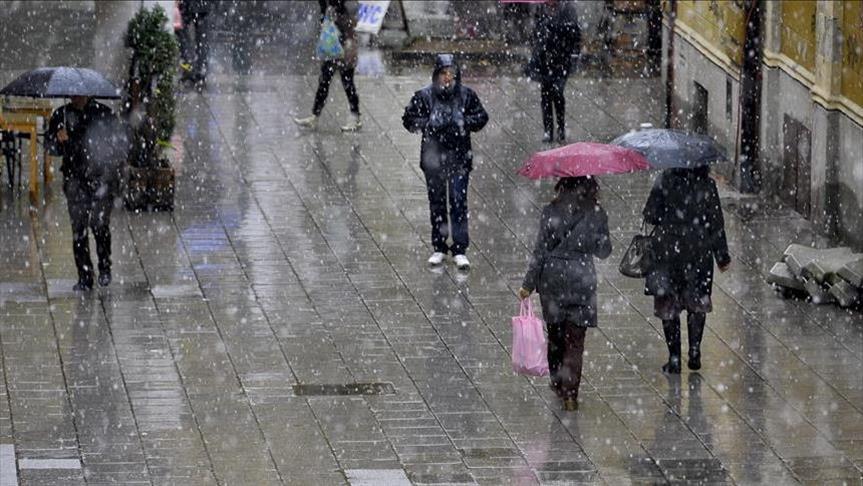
[664,0,677,129]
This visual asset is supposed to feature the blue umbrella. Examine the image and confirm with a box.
[611,129,727,169]
[0,67,120,99]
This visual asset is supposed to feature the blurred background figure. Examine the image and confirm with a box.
[294,0,362,132]
[177,0,212,86]
[524,0,580,143]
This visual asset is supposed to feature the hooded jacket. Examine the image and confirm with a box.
[526,2,581,82]
[402,54,489,173]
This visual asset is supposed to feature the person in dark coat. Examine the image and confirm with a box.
[518,177,612,410]
[294,0,362,132]
[642,166,731,373]
[47,96,125,291]
[402,54,489,269]
[525,0,581,143]
[178,0,212,85]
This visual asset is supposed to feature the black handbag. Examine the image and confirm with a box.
[619,223,655,278]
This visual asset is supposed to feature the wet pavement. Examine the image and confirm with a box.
[2,3,863,485]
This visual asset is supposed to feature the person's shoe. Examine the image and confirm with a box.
[98,272,112,287]
[542,132,553,143]
[294,115,318,129]
[662,355,682,374]
[73,279,93,292]
[688,348,701,370]
[557,130,566,143]
[562,398,578,411]
[454,254,470,270]
[340,113,362,132]
[427,252,446,266]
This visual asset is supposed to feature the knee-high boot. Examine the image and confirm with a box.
[662,317,681,374]
[687,312,706,370]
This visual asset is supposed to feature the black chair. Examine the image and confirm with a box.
[1,130,27,190]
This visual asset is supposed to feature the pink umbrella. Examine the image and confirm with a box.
[518,142,651,179]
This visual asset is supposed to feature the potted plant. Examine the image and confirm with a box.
[123,5,179,211]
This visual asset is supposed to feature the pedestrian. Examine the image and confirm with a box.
[294,0,362,132]
[642,166,731,373]
[524,0,581,143]
[402,54,489,269]
[46,96,123,291]
[178,0,212,86]
[518,176,611,410]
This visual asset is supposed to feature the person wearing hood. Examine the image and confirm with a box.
[517,177,612,411]
[402,54,489,269]
[46,96,126,291]
[294,0,362,132]
[525,0,581,143]
[642,166,731,374]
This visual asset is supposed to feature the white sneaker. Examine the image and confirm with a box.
[340,113,362,132]
[294,115,318,129]
[427,252,445,266]
[454,254,470,269]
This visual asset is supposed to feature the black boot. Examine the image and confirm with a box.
[687,312,706,370]
[661,317,681,374]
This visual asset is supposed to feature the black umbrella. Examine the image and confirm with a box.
[0,67,120,99]
[611,129,727,169]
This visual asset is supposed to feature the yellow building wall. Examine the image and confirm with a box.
[675,0,746,66]
[779,0,817,73]
[841,1,863,108]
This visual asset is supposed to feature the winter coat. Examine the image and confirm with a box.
[522,200,612,326]
[46,100,126,199]
[642,169,730,304]
[318,0,357,67]
[402,55,489,174]
[525,3,581,82]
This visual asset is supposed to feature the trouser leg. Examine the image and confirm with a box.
[339,65,360,115]
[424,169,449,254]
[68,200,93,284]
[559,326,586,399]
[193,14,209,79]
[540,81,553,136]
[553,78,566,136]
[546,321,565,394]
[448,171,469,255]
[91,198,113,275]
[312,61,337,116]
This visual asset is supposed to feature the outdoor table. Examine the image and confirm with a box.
[0,101,54,202]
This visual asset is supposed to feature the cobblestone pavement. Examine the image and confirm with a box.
[1,8,863,485]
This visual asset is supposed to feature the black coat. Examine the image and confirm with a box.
[526,3,581,82]
[522,200,612,326]
[46,100,126,199]
[402,59,488,174]
[179,0,211,15]
[642,169,730,302]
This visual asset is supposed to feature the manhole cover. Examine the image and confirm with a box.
[292,383,395,396]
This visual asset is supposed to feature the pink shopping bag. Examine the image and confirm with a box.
[511,299,549,376]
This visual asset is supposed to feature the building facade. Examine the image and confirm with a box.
[664,0,863,249]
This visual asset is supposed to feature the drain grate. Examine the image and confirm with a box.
[293,383,395,396]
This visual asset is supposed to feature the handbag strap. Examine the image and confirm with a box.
[520,298,533,317]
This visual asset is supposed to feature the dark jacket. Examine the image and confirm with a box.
[642,168,730,300]
[46,100,126,198]
[522,200,612,326]
[179,0,212,16]
[526,2,581,82]
[402,55,489,173]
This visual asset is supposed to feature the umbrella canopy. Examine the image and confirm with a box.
[611,128,726,169]
[518,142,651,179]
[0,67,120,99]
